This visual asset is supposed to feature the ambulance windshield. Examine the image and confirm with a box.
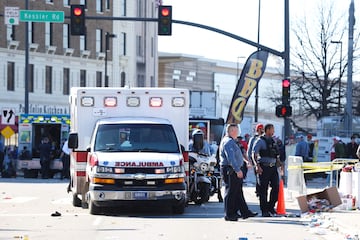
[94,124,180,153]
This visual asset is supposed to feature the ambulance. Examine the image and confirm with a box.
[17,114,70,177]
[68,87,189,214]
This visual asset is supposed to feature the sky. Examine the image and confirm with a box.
[158,0,353,66]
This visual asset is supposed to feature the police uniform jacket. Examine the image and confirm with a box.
[219,136,243,173]
[252,136,277,164]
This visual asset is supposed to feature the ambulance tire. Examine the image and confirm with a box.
[89,199,101,215]
[72,193,82,207]
[172,203,185,214]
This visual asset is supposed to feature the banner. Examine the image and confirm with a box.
[226,50,269,124]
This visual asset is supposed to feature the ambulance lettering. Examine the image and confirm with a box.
[115,162,164,167]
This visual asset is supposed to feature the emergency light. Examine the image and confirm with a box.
[104,97,117,107]
[172,97,186,107]
[126,97,140,107]
[150,97,163,107]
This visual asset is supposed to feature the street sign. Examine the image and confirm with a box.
[1,108,16,125]
[4,7,19,25]
[19,10,64,23]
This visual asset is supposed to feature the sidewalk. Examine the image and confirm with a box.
[243,172,360,240]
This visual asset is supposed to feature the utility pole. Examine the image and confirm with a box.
[346,0,355,137]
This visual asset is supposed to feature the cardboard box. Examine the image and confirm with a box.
[297,186,342,213]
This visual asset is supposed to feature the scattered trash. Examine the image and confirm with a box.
[51,211,61,217]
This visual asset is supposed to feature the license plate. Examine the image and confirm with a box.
[133,192,148,199]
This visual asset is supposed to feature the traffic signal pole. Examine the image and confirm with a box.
[284,0,291,140]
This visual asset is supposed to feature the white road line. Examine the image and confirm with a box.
[93,216,103,226]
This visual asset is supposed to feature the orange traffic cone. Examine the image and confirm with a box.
[276,179,286,215]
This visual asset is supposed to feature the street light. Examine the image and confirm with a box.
[331,40,342,112]
[105,32,116,87]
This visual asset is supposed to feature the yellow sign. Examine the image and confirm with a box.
[1,125,15,139]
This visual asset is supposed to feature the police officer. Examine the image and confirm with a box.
[252,123,280,217]
[219,124,257,221]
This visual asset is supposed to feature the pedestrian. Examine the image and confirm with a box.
[252,123,280,217]
[247,123,264,197]
[19,146,31,160]
[0,138,5,177]
[60,140,70,179]
[333,136,346,159]
[346,135,359,159]
[219,123,257,221]
[307,134,315,162]
[295,135,309,162]
[39,137,52,179]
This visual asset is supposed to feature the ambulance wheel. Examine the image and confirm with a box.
[172,203,185,214]
[89,199,101,215]
[72,193,82,207]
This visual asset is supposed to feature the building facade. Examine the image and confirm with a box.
[0,0,159,118]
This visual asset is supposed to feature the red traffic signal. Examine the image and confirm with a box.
[282,79,290,104]
[70,5,86,36]
[73,7,83,16]
[276,104,292,117]
[158,5,172,36]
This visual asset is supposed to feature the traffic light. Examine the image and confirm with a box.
[276,104,292,117]
[158,5,172,36]
[282,79,290,104]
[70,5,86,36]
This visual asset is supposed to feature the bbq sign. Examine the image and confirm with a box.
[226,50,269,124]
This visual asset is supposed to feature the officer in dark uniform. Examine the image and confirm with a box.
[219,124,257,221]
[252,123,280,217]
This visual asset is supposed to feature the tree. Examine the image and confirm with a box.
[271,2,360,121]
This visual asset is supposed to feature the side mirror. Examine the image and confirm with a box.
[68,133,78,149]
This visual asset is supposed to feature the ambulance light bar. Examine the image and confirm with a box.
[126,97,140,107]
[104,97,117,107]
[81,96,94,107]
[150,97,163,107]
[172,97,185,107]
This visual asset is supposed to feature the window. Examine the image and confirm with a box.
[121,0,127,16]
[80,0,88,8]
[7,25,15,41]
[45,66,52,94]
[121,32,126,55]
[80,35,86,51]
[80,70,86,87]
[105,0,110,10]
[120,72,126,87]
[63,24,70,49]
[136,35,143,57]
[96,29,103,52]
[63,68,70,95]
[96,71,102,87]
[29,64,34,92]
[63,0,70,6]
[96,0,103,13]
[28,22,33,44]
[7,62,15,91]
[137,74,145,87]
[45,22,53,46]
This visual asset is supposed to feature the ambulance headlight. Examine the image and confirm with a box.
[97,166,113,173]
[166,166,182,173]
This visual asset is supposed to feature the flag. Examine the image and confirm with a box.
[226,50,269,124]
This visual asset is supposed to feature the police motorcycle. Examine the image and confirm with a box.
[188,130,223,204]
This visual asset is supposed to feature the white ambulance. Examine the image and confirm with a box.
[68,87,189,214]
